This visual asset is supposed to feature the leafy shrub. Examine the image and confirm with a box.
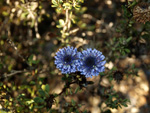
[0,0,150,113]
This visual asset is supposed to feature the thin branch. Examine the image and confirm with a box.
[0,70,28,79]
[34,17,41,39]
[6,38,29,66]
[58,81,76,95]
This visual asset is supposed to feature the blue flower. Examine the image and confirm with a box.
[54,46,80,74]
[78,48,106,78]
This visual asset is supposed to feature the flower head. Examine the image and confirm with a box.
[54,46,80,74]
[113,71,123,83]
[133,2,150,23]
[78,48,106,78]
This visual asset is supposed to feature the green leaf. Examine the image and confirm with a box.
[118,104,122,108]
[109,76,113,82]
[41,84,50,93]
[83,110,87,113]
[2,11,9,16]
[61,76,66,81]
[51,4,58,7]
[125,48,130,53]
[74,86,80,94]
[34,97,44,103]
[66,74,69,78]
[122,5,127,17]
[75,109,80,113]
[69,107,73,112]
[20,0,25,3]
[113,100,118,104]
[38,89,46,97]
[63,3,72,10]
[59,19,65,27]
[122,103,128,107]
[58,0,63,3]
[20,12,29,19]
[31,19,35,28]
[32,60,39,64]
[45,84,50,93]
[131,64,135,68]
[74,4,81,10]
[52,0,63,7]
[34,105,44,109]
[66,89,68,95]
[69,88,73,95]
[78,104,82,107]
[27,54,39,65]
[28,54,33,62]
[0,82,3,87]
[126,37,132,42]
[30,81,36,85]
[26,99,34,105]
[128,0,137,8]
[71,99,75,106]
[121,51,126,55]
[52,0,57,5]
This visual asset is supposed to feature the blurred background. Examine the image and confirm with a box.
[0,0,150,113]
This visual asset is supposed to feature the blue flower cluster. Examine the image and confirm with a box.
[54,46,106,78]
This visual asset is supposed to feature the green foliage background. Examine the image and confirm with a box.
[0,0,150,113]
